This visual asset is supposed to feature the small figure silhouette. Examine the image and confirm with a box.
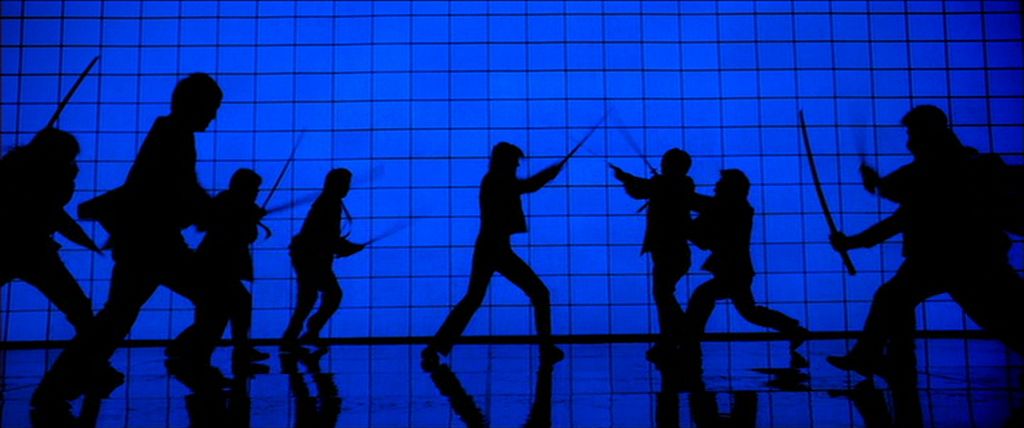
[0,128,99,335]
[282,168,365,346]
[422,142,567,368]
[685,170,808,351]
[175,168,270,367]
[828,105,1024,381]
[610,148,697,362]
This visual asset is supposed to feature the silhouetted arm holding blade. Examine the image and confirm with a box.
[517,162,564,194]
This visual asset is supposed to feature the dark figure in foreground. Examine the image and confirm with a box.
[686,170,808,352]
[75,73,223,373]
[34,73,225,403]
[0,128,100,335]
[827,105,1024,381]
[610,148,698,362]
[422,142,566,368]
[282,168,365,345]
[177,168,270,367]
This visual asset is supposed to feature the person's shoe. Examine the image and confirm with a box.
[421,346,441,371]
[788,327,810,351]
[827,354,879,378]
[540,345,565,364]
[646,343,676,363]
[235,346,271,362]
[232,361,271,378]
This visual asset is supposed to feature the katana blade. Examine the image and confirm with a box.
[799,110,857,275]
[46,55,100,129]
[261,131,306,210]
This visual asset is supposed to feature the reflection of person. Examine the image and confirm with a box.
[281,348,341,428]
[282,168,365,345]
[422,142,566,367]
[0,128,99,336]
[425,359,555,428]
[685,170,808,351]
[609,148,697,362]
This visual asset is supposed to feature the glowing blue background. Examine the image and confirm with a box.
[1,1,1022,341]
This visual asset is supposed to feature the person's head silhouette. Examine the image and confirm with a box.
[171,73,223,132]
[229,168,262,202]
[715,169,750,200]
[901,105,958,161]
[660,148,692,177]
[324,168,352,198]
[28,127,80,164]
[490,142,524,174]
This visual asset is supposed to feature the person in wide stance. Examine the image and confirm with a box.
[422,142,567,368]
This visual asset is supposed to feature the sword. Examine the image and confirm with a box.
[260,131,305,210]
[363,223,408,246]
[799,110,857,276]
[46,55,100,129]
[561,112,607,164]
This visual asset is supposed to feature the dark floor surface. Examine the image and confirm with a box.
[1,339,1021,427]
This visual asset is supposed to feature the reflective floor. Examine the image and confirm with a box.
[1,339,1021,427]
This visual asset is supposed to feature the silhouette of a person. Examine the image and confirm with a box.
[425,358,555,428]
[422,142,566,368]
[176,168,270,365]
[685,169,808,351]
[76,72,223,368]
[828,105,1024,379]
[610,148,697,362]
[282,168,365,345]
[0,128,99,335]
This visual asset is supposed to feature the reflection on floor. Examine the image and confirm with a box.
[1,339,1021,427]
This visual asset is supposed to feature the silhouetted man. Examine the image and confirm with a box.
[422,142,566,368]
[282,168,365,345]
[828,105,1024,379]
[79,72,222,366]
[0,128,100,336]
[686,169,808,352]
[175,168,269,366]
[610,148,697,361]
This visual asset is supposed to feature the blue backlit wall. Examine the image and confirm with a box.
[1,1,1022,342]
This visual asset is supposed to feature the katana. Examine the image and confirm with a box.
[799,110,857,276]
[46,55,100,129]
[561,112,607,164]
[261,131,306,210]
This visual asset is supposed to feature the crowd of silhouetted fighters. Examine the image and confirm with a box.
[2,69,1023,420]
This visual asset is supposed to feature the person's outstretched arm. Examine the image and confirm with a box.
[831,209,902,251]
[56,210,102,253]
[609,164,652,200]
[518,161,565,194]
[334,236,366,258]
